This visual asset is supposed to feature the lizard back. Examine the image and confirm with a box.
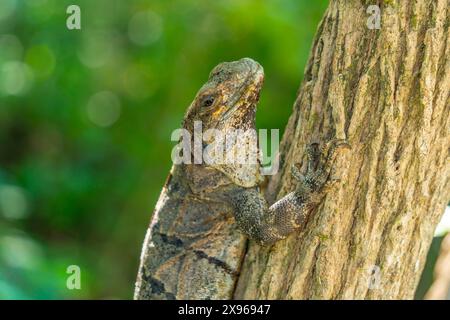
[134,164,248,299]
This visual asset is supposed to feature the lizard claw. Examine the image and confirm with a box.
[322,139,351,159]
[291,163,305,182]
[295,138,351,194]
[306,142,321,172]
[319,139,351,174]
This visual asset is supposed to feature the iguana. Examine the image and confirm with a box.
[134,58,349,300]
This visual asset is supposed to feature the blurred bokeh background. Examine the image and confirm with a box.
[0,0,448,299]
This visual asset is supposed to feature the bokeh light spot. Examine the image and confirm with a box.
[25,45,55,79]
[123,63,157,100]
[0,235,43,269]
[0,61,34,96]
[86,91,121,127]
[0,0,17,21]
[0,34,23,61]
[0,185,29,220]
[128,11,163,46]
[78,32,116,69]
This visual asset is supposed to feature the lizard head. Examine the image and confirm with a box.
[183,57,264,132]
[182,58,265,188]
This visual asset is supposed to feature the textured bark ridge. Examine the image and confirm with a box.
[234,0,450,299]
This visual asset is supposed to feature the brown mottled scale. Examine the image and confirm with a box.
[135,164,248,299]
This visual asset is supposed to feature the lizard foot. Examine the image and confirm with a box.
[292,139,351,194]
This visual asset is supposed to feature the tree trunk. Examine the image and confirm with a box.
[234,0,450,299]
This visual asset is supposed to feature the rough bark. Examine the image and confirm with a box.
[234,0,450,299]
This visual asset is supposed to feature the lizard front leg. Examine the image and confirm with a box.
[231,139,350,245]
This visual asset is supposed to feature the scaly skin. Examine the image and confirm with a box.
[134,58,349,300]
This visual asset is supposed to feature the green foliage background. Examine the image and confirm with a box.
[0,0,328,299]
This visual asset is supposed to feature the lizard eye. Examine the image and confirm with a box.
[201,95,215,107]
